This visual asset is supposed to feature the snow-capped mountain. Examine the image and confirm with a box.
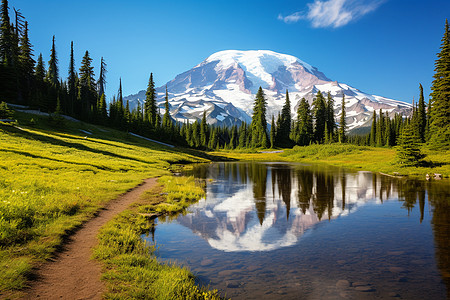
[124,50,412,130]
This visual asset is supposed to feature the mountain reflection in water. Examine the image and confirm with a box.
[178,163,402,252]
[149,162,449,299]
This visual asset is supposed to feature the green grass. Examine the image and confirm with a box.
[0,111,208,295]
[93,177,223,300]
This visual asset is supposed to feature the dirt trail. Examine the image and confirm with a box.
[24,178,158,300]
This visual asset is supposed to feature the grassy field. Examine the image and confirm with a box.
[208,143,450,178]
[1,109,448,297]
[0,111,209,296]
[94,176,223,299]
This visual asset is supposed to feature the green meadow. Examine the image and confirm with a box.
[1,111,448,298]
[0,111,208,295]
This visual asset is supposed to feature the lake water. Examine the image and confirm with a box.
[142,162,450,299]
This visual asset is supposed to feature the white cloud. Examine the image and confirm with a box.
[278,0,385,28]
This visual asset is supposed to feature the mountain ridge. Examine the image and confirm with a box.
[124,50,412,129]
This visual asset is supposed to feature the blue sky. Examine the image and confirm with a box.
[10,0,450,104]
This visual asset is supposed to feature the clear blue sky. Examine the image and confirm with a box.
[10,0,450,104]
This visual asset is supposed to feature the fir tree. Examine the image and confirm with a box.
[276,90,292,147]
[162,86,172,130]
[125,99,131,126]
[145,73,158,127]
[78,50,96,117]
[200,110,208,148]
[46,35,58,87]
[67,42,77,115]
[326,91,335,141]
[97,57,107,98]
[0,0,13,65]
[18,21,34,104]
[396,123,425,167]
[370,110,377,146]
[429,19,450,148]
[338,94,346,143]
[376,109,384,147]
[293,97,313,146]
[250,87,269,148]
[97,93,107,123]
[417,84,427,143]
[270,115,275,148]
[238,122,247,148]
[116,78,124,125]
[312,91,326,143]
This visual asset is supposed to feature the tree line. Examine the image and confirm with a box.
[1,0,448,161]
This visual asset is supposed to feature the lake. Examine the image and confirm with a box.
[142,162,450,299]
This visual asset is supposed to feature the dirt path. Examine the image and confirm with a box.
[24,178,158,300]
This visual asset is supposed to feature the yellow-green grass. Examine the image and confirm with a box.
[93,176,223,299]
[0,111,207,294]
[208,144,450,178]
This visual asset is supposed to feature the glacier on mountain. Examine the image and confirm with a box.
[124,50,412,130]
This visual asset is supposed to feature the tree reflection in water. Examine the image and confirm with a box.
[177,162,449,297]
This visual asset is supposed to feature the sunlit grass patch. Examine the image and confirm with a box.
[0,111,207,294]
[93,179,223,300]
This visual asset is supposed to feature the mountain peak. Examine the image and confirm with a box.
[124,50,411,130]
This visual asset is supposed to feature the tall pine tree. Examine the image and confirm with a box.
[78,50,96,117]
[326,91,335,142]
[67,41,77,115]
[276,90,292,147]
[338,94,346,143]
[97,57,107,98]
[18,21,34,105]
[417,84,427,143]
[312,91,326,143]
[145,73,158,127]
[429,19,450,148]
[162,86,172,131]
[292,97,313,146]
[250,87,269,148]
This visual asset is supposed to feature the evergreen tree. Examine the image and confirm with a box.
[97,57,107,98]
[67,42,77,115]
[97,93,107,123]
[417,84,427,143]
[0,0,18,102]
[326,91,336,141]
[376,109,384,147]
[370,110,377,146]
[230,125,237,149]
[276,90,292,147]
[125,99,131,126]
[18,21,34,105]
[162,86,172,130]
[238,122,247,148]
[0,0,13,65]
[338,94,346,143]
[250,87,269,148]
[78,50,96,117]
[208,127,218,149]
[312,91,326,143]
[270,115,275,148]
[33,52,45,107]
[396,123,425,167]
[200,110,208,148]
[116,78,124,125]
[292,97,313,146]
[429,19,450,148]
[145,73,158,127]
[46,35,58,87]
